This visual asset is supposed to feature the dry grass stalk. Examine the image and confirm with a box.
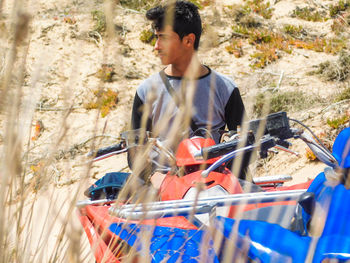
[0,1,340,262]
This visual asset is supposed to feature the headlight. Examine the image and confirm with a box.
[183,185,230,225]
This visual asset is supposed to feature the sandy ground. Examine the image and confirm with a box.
[0,0,349,261]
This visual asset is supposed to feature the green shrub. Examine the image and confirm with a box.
[283,24,305,38]
[84,88,118,117]
[139,29,156,45]
[250,48,279,69]
[118,0,210,11]
[226,0,273,22]
[119,0,160,11]
[91,10,106,33]
[291,7,326,22]
[329,0,350,17]
[232,25,250,35]
[253,91,316,116]
[327,114,350,129]
[245,0,274,19]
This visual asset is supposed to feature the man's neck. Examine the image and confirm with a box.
[164,55,209,78]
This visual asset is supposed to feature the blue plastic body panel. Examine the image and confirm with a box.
[332,127,350,168]
[215,170,350,262]
[215,216,310,262]
[109,222,219,263]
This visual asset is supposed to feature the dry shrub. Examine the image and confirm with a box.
[314,50,350,81]
[335,83,350,101]
[96,64,116,82]
[248,30,291,68]
[291,37,347,54]
[331,11,350,34]
[227,5,262,28]
[227,15,346,68]
[225,39,244,58]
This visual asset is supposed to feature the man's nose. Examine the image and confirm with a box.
[154,38,161,50]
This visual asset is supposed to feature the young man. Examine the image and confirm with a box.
[131,0,246,145]
[130,1,247,184]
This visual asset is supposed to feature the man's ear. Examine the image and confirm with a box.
[183,33,196,48]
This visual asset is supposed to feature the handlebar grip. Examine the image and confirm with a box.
[94,143,124,158]
[201,140,240,159]
[199,133,255,159]
[247,111,294,140]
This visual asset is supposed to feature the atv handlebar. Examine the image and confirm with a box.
[200,111,338,177]
[197,111,298,161]
[89,142,127,161]
[95,143,125,158]
[89,111,338,170]
[201,135,276,177]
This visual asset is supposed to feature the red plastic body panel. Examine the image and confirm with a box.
[78,208,120,263]
[78,204,198,263]
[175,137,219,166]
[160,168,243,201]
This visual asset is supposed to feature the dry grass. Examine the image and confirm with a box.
[0,1,346,262]
[0,2,115,262]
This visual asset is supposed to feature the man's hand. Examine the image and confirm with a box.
[150,171,167,190]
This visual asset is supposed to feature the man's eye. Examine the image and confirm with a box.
[158,35,168,40]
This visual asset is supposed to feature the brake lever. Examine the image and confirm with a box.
[268,148,279,154]
[274,145,300,156]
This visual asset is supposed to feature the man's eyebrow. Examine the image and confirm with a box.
[154,32,169,38]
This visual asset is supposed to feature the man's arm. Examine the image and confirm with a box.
[131,92,152,131]
[224,88,245,131]
[224,88,251,180]
[129,92,152,174]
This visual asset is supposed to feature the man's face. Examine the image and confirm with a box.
[154,25,188,65]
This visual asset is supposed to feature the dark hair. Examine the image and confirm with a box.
[146,0,202,50]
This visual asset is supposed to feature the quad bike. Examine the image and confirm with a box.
[77,112,338,262]
[215,126,350,262]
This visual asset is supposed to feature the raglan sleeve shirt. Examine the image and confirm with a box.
[131,70,246,136]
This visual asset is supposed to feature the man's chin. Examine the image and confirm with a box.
[160,59,169,65]
[159,56,169,65]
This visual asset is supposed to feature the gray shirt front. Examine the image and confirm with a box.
[132,67,245,143]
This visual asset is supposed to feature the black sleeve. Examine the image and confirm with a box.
[131,92,152,131]
[224,88,251,181]
[224,88,246,131]
[129,92,153,174]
